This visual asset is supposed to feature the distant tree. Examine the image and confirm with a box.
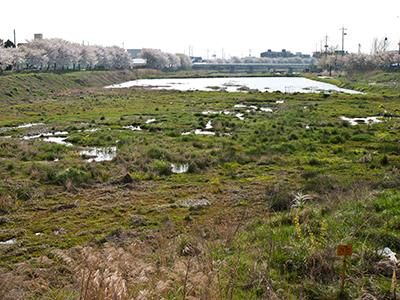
[109,46,132,69]
[22,46,49,70]
[230,56,242,63]
[0,47,13,71]
[166,53,181,70]
[176,53,192,70]
[4,39,15,48]
[140,49,169,70]
[79,46,98,69]
[8,48,25,70]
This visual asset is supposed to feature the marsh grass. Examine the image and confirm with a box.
[0,70,399,298]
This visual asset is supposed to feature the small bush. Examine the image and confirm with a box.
[55,167,91,186]
[380,155,389,166]
[309,158,323,166]
[147,147,169,160]
[265,182,293,211]
[149,160,171,176]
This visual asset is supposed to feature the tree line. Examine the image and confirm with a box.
[0,38,192,72]
[317,51,400,73]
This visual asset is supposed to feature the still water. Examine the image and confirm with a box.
[106,77,361,94]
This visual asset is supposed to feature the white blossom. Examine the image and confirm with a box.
[1,38,132,71]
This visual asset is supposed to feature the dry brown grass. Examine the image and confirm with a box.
[54,246,131,300]
[46,212,252,300]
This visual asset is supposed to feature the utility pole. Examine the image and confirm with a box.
[340,26,347,55]
[398,41,400,54]
[13,29,16,46]
[358,43,361,54]
[324,35,329,56]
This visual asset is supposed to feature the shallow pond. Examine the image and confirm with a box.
[23,131,72,146]
[106,77,361,94]
[0,238,16,245]
[79,147,117,162]
[171,163,189,174]
[340,116,382,126]
[43,137,73,146]
[123,125,142,131]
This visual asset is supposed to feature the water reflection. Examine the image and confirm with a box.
[79,147,117,162]
[106,77,361,94]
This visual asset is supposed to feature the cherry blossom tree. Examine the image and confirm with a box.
[166,53,181,70]
[176,53,192,70]
[79,46,98,70]
[0,47,13,71]
[317,51,400,73]
[1,38,132,71]
[22,47,49,70]
[140,49,169,70]
[140,49,191,71]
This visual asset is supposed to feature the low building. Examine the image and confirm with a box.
[261,49,310,58]
[190,56,203,63]
[127,49,142,59]
[261,49,294,58]
[34,33,43,40]
[132,58,147,66]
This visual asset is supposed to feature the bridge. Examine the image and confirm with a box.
[192,62,311,73]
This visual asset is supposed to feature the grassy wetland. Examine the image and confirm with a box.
[0,70,399,299]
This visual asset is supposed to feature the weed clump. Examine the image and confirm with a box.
[149,160,172,176]
[265,181,293,211]
[56,167,91,187]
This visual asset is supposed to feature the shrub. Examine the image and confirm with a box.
[380,155,389,166]
[309,158,323,166]
[147,147,170,160]
[55,167,91,186]
[304,174,341,194]
[265,182,293,211]
[149,160,171,176]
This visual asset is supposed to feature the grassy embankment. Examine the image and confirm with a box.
[0,70,399,299]
[0,69,299,101]
[305,71,400,96]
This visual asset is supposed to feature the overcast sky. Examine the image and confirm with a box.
[1,0,399,58]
